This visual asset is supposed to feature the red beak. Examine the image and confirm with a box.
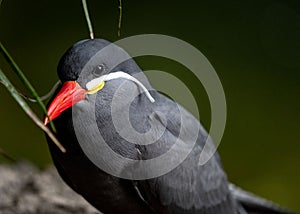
[44,81,87,125]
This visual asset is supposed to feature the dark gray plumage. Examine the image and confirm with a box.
[46,39,293,214]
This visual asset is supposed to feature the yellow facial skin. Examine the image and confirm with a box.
[87,81,105,94]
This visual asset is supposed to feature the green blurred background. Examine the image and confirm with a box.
[0,0,299,212]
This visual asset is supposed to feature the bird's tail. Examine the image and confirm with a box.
[229,183,295,214]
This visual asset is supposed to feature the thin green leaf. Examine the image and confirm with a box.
[0,147,16,162]
[0,42,56,132]
[0,69,66,153]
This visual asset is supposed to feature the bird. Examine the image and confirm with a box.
[45,38,293,214]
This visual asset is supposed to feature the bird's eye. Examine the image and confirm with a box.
[93,64,105,76]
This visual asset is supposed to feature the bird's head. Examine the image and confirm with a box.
[44,39,154,125]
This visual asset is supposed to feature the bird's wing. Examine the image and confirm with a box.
[134,92,238,214]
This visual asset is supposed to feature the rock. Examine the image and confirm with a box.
[0,162,100,214]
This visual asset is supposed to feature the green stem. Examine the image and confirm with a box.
[82,0,94,39]
[17,80,60,103]
[118,0,123,37]
[0,69,66,153]
[0,42,56,132]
